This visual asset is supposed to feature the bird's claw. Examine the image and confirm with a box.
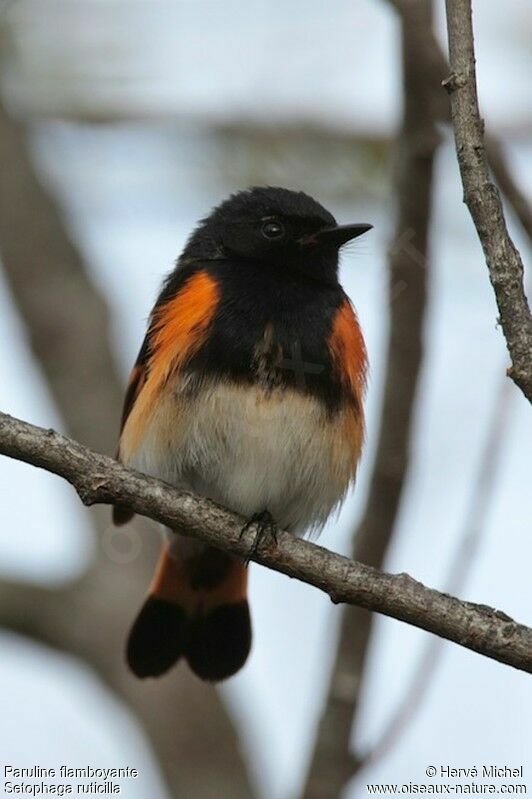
[240,510,278,564]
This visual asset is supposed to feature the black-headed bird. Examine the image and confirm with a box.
[114,186,371,681]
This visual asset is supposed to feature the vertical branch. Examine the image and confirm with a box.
[301,2,440,796]
[443,0,532,402]
[0,110,121,453]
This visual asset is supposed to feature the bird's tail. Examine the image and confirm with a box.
[126,540,251,681]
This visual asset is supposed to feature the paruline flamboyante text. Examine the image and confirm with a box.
[4,768,138,781]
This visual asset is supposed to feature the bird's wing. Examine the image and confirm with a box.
[119,339,150,437]
[113,338,150,525]
[113,268,220,525]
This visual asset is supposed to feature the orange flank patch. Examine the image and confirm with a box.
[120,270,220,461]
[328,299,367,471]
[328,299,368,406]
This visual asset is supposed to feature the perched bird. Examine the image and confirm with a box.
[114,186,370,681]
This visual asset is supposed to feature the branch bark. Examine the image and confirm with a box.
[444,0,532,402]
[1,410,531,676]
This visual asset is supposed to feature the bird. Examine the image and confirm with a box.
[114,186,371,682]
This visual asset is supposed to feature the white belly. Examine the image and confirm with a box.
[129,379,360,535]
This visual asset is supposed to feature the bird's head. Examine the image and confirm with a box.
[183,186,372,284]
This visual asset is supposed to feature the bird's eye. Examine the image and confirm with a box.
[261,220,285,240]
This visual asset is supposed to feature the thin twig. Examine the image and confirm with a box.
[444,0,532,401]
[0,410,531,675]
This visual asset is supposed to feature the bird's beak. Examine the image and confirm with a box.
[300,223,373,249]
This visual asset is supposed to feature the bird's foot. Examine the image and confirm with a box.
[240,510,278,564]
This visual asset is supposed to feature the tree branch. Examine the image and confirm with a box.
[443,0,532,402]
[1,410,531,675]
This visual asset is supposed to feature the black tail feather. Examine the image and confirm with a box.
[186,601,252,682]
[126,598,252,682]
[126,597,187,678]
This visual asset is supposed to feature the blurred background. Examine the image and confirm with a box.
[0,1,530,798]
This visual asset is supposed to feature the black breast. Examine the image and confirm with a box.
[185,260,347,410]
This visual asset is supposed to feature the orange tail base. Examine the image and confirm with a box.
[126,544,251,682]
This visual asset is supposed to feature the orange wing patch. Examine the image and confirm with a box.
[328,298,368,407]
[120,270,220,462]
